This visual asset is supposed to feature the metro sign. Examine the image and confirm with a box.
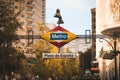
[42,26,77,48]
[50,33,68,40]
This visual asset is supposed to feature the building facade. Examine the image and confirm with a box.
[91,8,96,61]
[90,8,100,77]
[96,0,120,80]
[11,0,46,57]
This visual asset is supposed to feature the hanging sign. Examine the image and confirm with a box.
[42,26,77,48]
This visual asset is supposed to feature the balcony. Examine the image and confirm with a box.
[27,1,34,7]
[27,8,34,14]
[101,23,120,35]
[27,16,34,21]
[101,1,120,35]
[26,26,33,30]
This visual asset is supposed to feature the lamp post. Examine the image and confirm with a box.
[54,9,64,53]
[113,35,117,80]
[100,35,118,80]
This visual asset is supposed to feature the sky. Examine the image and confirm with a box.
[46,0,96,35]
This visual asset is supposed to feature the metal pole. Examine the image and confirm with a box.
[58,48,60,53]
[99,37,118,80]
[114,37,117,80]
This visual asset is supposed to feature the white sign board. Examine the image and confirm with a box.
[42,53,77,58]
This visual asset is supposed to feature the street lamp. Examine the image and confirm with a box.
[54,9,64,53]
[99,35,118,80]
[54,9,64,26]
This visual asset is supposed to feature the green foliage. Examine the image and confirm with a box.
[31,23,81,79]
[0,46,25,74]
[0,0,21,44]
[29,23,53,78]
[61,59,79,79]
[0,0,25,79]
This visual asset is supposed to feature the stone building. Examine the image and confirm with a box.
[96,0,120,80]
[90,8,100,77]
[9,0,46,58]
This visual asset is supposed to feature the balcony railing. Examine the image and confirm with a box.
[27,1,34,7]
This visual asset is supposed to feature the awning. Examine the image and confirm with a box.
[91,68,99,71]
[91,68,99,73]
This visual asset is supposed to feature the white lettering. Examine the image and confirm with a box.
[51,34,67,39]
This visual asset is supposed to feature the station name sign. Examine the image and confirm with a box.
[42,26,77,48]
[42,53,76,58]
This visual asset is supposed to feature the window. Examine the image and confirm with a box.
[21,14,24,18]
[42,11,45,13]
[15,6,18,9]
[20,21,24,26]
[42,5,45,7]
[42,14,45,16]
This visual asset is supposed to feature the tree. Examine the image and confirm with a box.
[32,23,80,80]
[30,23,52,79]
[0,1,24,79]
[0,0,21,42]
